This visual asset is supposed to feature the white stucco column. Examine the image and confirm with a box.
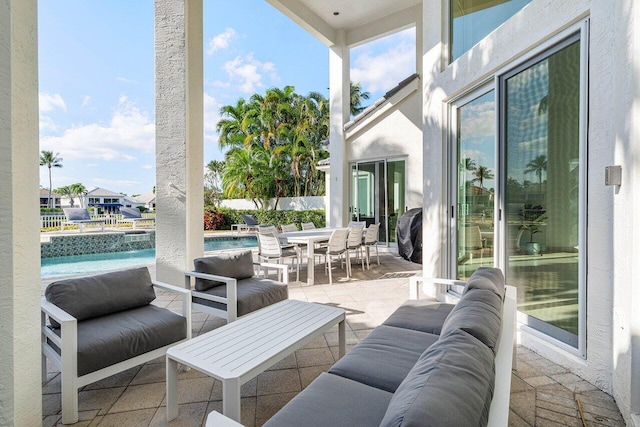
[0,0,42,424]
[328,30,350,227]
[155,0,204,285]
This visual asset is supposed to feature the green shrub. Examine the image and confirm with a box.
[210,207,326,230]
[40,208,63,214]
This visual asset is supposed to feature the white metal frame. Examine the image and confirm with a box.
[41,280,192,425]
[184,262,289,323]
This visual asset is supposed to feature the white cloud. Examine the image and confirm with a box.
[81,96,91,108]
[223,54,279,94]
[116,77,136,84]
[141,164,153,170]
[351,29,416,94]
[93,178,141,187]
[40,96,155,162]
[39,92,67,112]
[207,28,238,55]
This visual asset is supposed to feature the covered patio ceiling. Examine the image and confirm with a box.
[266,0,421,46]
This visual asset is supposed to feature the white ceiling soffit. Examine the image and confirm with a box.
[265,0,421,47]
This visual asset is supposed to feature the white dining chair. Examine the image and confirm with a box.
[257,231,300,282]
[363,223,380,269]
[301,222,316,230]
[280,223,298,233]
[346,225,365,275]
[314,228,349,285]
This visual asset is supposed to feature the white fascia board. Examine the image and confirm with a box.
[344,77,419,140]
[347,4,420,48]
[266,0,336,46]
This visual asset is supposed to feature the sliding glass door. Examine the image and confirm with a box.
[351,159,406,245]
[500,33,585,348]
[448,26,587,351]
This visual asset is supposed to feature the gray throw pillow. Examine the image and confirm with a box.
[380,329,495,427]
[46,267,156,327]
[194,250,255,291]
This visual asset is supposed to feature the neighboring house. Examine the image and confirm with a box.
[39,189,61,209]
[268,1,640,424]
[133,191,156,211]
[84,187,127,214]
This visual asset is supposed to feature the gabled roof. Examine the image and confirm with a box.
[86,187,124,198]
[134,191,156,204]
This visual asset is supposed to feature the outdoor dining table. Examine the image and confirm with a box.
[277,227,336,286]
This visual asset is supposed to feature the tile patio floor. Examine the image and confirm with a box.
[41,251,625,426]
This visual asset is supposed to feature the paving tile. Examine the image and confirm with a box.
[508,409,532,427]
[255,392,298,426]
[523,375,556,387]
[550,372,583,386]
[42,414,60,427]
[149,402,208,427]
[205,398,257,427]
[537,390,578,409]
[577,389,621,411]
[94,408,156,427]
[299,334,328,350]
[108,383,165,413]
[82,366,141,391]
[298,365,332,389]
[295,347,335,367]
[257,369,301,395]
[579,401,625,421]
[160,377,215,406]
[129,362,166,385]
[582,411,626,427]
[42,392,61,416]
[266,353,298,371]
[509,391,536,425]
[77,387,126,416]
[510,373,534,393]
[513,361,540,379]
[536,407,582,426]
[537,397,579,418]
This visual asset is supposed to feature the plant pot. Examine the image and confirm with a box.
[522,242,540,255]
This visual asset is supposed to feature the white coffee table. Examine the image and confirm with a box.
[166,299,346,422]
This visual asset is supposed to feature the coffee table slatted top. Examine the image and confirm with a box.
[167,299,345,380]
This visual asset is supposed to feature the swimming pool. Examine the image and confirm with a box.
[41,236,258,279]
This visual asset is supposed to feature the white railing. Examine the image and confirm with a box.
[40,213,156,229]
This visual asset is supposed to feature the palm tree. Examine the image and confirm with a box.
[39,150,63,208]
[462,158,477,171]
[524,155,548,187]
[54,186,73,207]
[350,82,370,116]
[69,183,87,207]
[473,165,494,189]
[204,160,224,206]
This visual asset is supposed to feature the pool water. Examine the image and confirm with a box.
[41,236,257,279]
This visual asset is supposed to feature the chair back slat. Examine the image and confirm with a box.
[258,225,278,234]
[258,232,282,257]
[364,223,380,245]
[347,226,364,249]
[301,222,316,230]
[327,228,349,254]
[281,224,298,233]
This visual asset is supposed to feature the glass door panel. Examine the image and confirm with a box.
[455,91,496,280]
[386,161,405,244]
[503,38,581,346]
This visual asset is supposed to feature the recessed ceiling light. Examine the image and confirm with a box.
[333,11,339,16]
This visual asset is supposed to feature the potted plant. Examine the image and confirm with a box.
[519,205,546,255]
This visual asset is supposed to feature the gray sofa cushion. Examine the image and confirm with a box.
[264,373,393,427]
[380,329,496,427]
[383,300,455,335]
[440,288,503,353]
[192,277,288,317]
[45,267,156,327]
[463,267,505,299]
[50,305,186,376]
[329,325,439,393]
[64,208,91,221]
[194,250,255,291]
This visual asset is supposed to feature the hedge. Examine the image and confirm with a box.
[205,207,326,231]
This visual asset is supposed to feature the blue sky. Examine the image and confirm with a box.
[38,1,416,197]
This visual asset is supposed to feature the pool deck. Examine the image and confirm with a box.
[40,250,625,427]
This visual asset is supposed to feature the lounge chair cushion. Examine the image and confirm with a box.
[64,208,91,221]
[192,277,288,316]
[382,299,455,335]
[120,207,142,218]
[329,325,439,393]
[440,288,504,353]
[241,214,259,226]
[193,250,255,291]
[50,305,187,376]
[263,373,393,427]
[380,329,495,427]
[45,267,156,327]
[463,267,506,299]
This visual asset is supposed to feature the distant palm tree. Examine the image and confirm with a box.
[39,150,63,208]
[69,183,87,207]
[524,155,548,187]
[54,186,73,207]
[473,165,494,189]
[462,158,477,171]
[350,82,370,116]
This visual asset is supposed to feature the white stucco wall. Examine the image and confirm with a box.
[421,0,639,423]
[0,0,42,424]
[219,196,325,211]
[346,87,423,212]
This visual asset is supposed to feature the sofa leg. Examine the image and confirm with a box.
[61,373,79,424]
